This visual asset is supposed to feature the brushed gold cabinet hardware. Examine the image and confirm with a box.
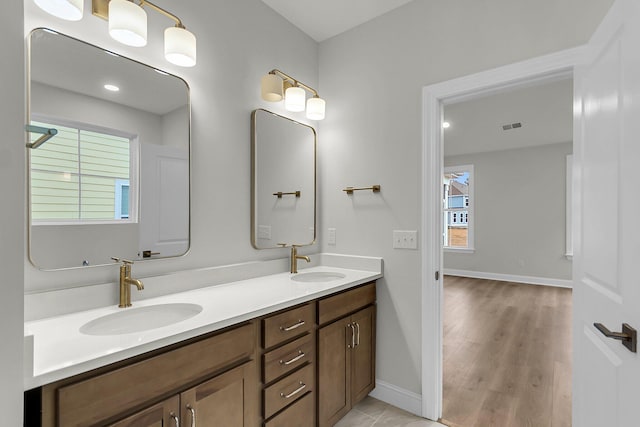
[280,320,305,332]
[273,191,301,198]
[343,185,381,194]
[594,323,637,353]
[280,350,305,365]
[170,412,180,427]
[186,405,196,427]
[354,322,360,347]
[347,323,356,349]
[280,381,306,399]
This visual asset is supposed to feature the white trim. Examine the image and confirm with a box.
[421,46,583,420]
[369,379,423,418]
[566,154,574,259]
[443,269,573,288]
[443,247,475,254]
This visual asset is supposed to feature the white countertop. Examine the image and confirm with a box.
[24,265,382,390]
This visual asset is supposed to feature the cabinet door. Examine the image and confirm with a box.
[109,395,180,427]
[318,318,352,427]
[351,305,376,405]
[180,361,258,427]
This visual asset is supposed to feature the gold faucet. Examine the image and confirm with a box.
[290,245,310,274]
[112,258,144,308]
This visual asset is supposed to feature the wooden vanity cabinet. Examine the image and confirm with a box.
[260,302,317,426]
[38,322,259,427]
[317,283,376,427]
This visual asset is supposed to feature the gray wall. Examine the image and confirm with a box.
[444,142,573,281]
[318,0,613,395]
[1,1,24,425]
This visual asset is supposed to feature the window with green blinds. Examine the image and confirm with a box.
[30,120,132,222]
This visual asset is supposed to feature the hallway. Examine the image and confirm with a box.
[441,276,572,427]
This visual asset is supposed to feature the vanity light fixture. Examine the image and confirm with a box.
[33,0,197,67]
[93,0,197,67]
[34,0,83,21]
[260,69,326,120]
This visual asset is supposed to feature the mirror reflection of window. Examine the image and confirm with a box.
[30,119,137,224]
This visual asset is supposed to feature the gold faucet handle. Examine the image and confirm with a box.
[121,259,135,265]
[111,256,121,263]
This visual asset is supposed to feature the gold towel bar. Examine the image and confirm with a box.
[343,185,381,194]
[273,191,301,198]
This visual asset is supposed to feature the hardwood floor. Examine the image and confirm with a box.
[441,276,572,427]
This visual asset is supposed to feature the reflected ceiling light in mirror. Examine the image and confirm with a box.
[108,0,147,47]
[90,0,197,67]
[260,69,325,120]
[104,84,120,91]
[442,121,451,129]
[34,0,83,21]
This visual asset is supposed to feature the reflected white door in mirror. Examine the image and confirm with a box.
[27,29,190,270]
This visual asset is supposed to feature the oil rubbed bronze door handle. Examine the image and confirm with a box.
[594,323,637,353]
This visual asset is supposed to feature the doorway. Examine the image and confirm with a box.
[439,77,574,425]
[420,47,583,421]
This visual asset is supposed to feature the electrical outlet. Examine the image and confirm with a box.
[328,228,336,245]
[257,225,271,240]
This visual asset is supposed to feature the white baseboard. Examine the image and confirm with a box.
[369,379,423,417]
[443,268,573,288]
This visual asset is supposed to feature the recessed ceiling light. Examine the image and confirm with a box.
[104,84,120,92]
[442,122,451,129]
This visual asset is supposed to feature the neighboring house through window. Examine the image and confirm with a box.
[443,164,474,251]
[30,119,137,223]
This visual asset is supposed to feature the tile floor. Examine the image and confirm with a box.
[335,397,447,427]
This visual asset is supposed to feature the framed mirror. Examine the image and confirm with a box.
[251,109,316,249]
[27,28,190,270]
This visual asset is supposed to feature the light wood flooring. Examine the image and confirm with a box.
[336,396,446,427]
[441,276,572,427]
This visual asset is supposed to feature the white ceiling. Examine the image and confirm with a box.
[30,29,188,116]
[443,78,573,157]
[261,0,415,42]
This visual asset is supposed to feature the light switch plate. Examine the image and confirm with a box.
[393,230,418,249]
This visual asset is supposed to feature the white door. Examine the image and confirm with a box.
[139,143,189,258]
[573,0,640,425]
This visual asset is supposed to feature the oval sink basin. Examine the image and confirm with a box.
[80,303,203,336]
[291,271,346,283]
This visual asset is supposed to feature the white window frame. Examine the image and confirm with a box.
[30,114,139,225]
[443,164,474,252]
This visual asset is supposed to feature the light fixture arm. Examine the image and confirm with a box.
[269,69,320,98]
[138,0,185,28]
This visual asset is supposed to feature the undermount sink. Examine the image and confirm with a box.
[291,271,347,283]
[80,303,203,336]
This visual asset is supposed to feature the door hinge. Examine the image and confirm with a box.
[435,271,440,281]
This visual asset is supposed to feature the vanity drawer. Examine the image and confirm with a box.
[263,303,314,349]
[264,392,315,427]
[318,282,376,325]
[56,322,256,427]
[263,333,314,384]
[264,363,314,419]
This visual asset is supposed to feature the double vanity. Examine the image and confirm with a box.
[24,261,382,426]
[24,26,379,427]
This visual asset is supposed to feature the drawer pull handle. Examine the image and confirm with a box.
[170,413,180,427]
[280,350,305,365]
[280,381,307,399]
[186,405,196,427]
[347,323,355,348]
[354,322,361,347]
[280,320,305,332]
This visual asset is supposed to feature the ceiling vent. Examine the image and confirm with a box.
[502,122,522,131]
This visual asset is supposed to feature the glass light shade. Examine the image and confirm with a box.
[165,27,197,67]
[109,0,147,47]
[285,87,306,112]
[261,74,283,102]
[34,0,83,21]
[306,97,326,120]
